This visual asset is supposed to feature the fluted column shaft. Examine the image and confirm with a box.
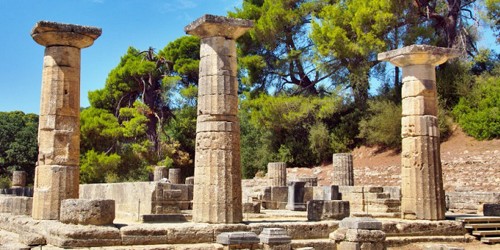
[268,162,287,187]
[332,153,354,186]
[378,45,459,220]
[185,15,253,223]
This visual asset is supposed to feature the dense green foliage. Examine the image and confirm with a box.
[80,36,200,183]
[453,67,500,139]
[0,111,38,185]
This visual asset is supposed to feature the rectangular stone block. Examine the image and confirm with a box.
[402,115,439,137]
[483,203,500,216]
[313,186,340,200]
[402,95,437,116]
[216,231,260,245]
[198,75,238,96]
[339,217,382,230]
[271,186,288,203]
[307,200,350,221]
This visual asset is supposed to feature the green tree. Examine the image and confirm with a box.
[88,47,173,154]
[485,0,499,43]
[0,111,38,184]
[230,0,329,95]
[453,66,500,139]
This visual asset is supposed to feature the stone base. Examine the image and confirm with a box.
[60,199,115,225]
[307,200,350,221]
[141,214,189,223]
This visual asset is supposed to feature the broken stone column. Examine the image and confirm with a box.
[168,168,182,184]
[268,162,287,187]
[154,166,168,181]
[185,15,253,223]
[332,153,354,186]
[31,21,101,220]
[378,45,459,220]
[12,171,27,188]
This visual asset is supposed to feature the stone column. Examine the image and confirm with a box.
[154,166,168,181]
[378,45,459,220]
[268,162,287,187]
[168,168,182,184]
[12,171,27,188]
[185,15,253,223]
[31,21,101,220]
[332,153,354,186]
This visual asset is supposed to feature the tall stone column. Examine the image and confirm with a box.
[332,153,354,186]
[378,45,459,220]
[185,15,253,223]
[268,162,287,187]
[31,21,101,220]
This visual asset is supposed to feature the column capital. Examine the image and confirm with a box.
[31,21,102,48]
[185,14,253,39]
[378,45,460,67]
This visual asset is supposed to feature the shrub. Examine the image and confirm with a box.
[452,72,500,140]
[309,122,332,163]
[358,100,402,149]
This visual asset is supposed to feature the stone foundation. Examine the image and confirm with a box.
[59,199,115,225]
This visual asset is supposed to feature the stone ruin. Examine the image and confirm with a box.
[0,15,498,249]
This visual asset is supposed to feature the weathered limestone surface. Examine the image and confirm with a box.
[332,153,354,186]
[0,196,33,215]
[259,228,291,250]
[153,166,168,181]
[378,45,459,220]
[185,15,253,224]
[31,21,101,220]
[168,168,182,184]
[307,200,350,221]
[331,217,386,250]
[12,171,27,188]
[268,162,287,187]
[216,231,260,249]
[59,199,115,225]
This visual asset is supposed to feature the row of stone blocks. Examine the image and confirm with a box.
[217,228,292,250]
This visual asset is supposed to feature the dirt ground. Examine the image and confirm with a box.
[289,126,500,192]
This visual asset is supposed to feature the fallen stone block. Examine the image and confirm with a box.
[307,200,350,221]
[59,199,115,226]
[216,231,260,249]
[243,202,261,213]
[483,203,500,216]
[340,217,382,230]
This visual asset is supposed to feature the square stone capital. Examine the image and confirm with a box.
[32,21,102,48]
[378,45,460,67]
[185,14,253,39]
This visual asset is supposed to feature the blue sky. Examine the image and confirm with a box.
[0,0,497,114]
[0,0,241,114]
